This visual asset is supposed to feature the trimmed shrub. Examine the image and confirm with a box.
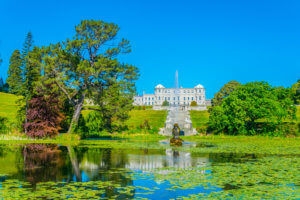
[162,101,170,106]
[191,101,197,107]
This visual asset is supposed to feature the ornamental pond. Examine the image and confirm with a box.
[0,138,299,199]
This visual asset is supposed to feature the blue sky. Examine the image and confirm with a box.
[0,0,299,98]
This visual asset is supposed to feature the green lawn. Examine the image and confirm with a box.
[190,110,209,129]
[0,92,21,122]
[125,110,167,130]
[82,107,167,131]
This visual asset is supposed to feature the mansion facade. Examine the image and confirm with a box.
[133,84,206,106]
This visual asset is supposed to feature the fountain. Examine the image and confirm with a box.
[170,123,183,146]
[158,70,198,136]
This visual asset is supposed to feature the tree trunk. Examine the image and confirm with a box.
[67,94,85,134]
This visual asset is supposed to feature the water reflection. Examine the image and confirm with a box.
[22,144,65,185]
[0,142,259,199]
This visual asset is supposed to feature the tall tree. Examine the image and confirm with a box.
[41,20,139,134]
[212,80,241,106]
[19,32,41,133]
[7,50,23,94]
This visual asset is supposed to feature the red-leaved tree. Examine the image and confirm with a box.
[24,91,64,138]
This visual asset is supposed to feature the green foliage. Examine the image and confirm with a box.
[209,81,297,135]
[162,100,170,106]
[139,119,151,130]
[93,83,135,132]
[81,111,103,137]
[6,50,23,94]
[40,20,139,134]
[196,125,207,134]
[212,80,241,106]
[190,101,197,107]
[0,116,8,134]
[0,92,22,133]
[291,79,300,105]
[133,105,152,110]
[191,101,198,107]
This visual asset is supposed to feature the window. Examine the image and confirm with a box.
[192,90,194,93]
[178,97,179,100]
[184,90,186,93]
[192,97,194,100]
[159,89,161,93]
[152,97,154,100]
[173,97,175,100]
[184,97,185,100]
[168,97,170,100]
[188,97,189,100]
[199,96,201,100]
[165,97,167,100]
[159,97,160,100]
[187,90,189,93]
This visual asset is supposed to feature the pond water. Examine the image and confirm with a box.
[0,139,299,199]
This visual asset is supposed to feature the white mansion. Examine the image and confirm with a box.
[133,84,206,106]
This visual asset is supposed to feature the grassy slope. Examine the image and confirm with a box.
[190,110,209,129]
[125,110,167,130]
[0,92,21,122]
[82,107,167,130]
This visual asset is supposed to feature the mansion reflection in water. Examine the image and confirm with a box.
[0,144,210,185]
[80,149,209,172]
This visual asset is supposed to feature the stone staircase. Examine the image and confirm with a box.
[159,107,198,136]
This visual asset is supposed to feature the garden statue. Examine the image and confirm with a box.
[170,123,183,146]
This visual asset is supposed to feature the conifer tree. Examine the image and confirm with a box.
[7,50,23,94]
[17,32,41,133]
